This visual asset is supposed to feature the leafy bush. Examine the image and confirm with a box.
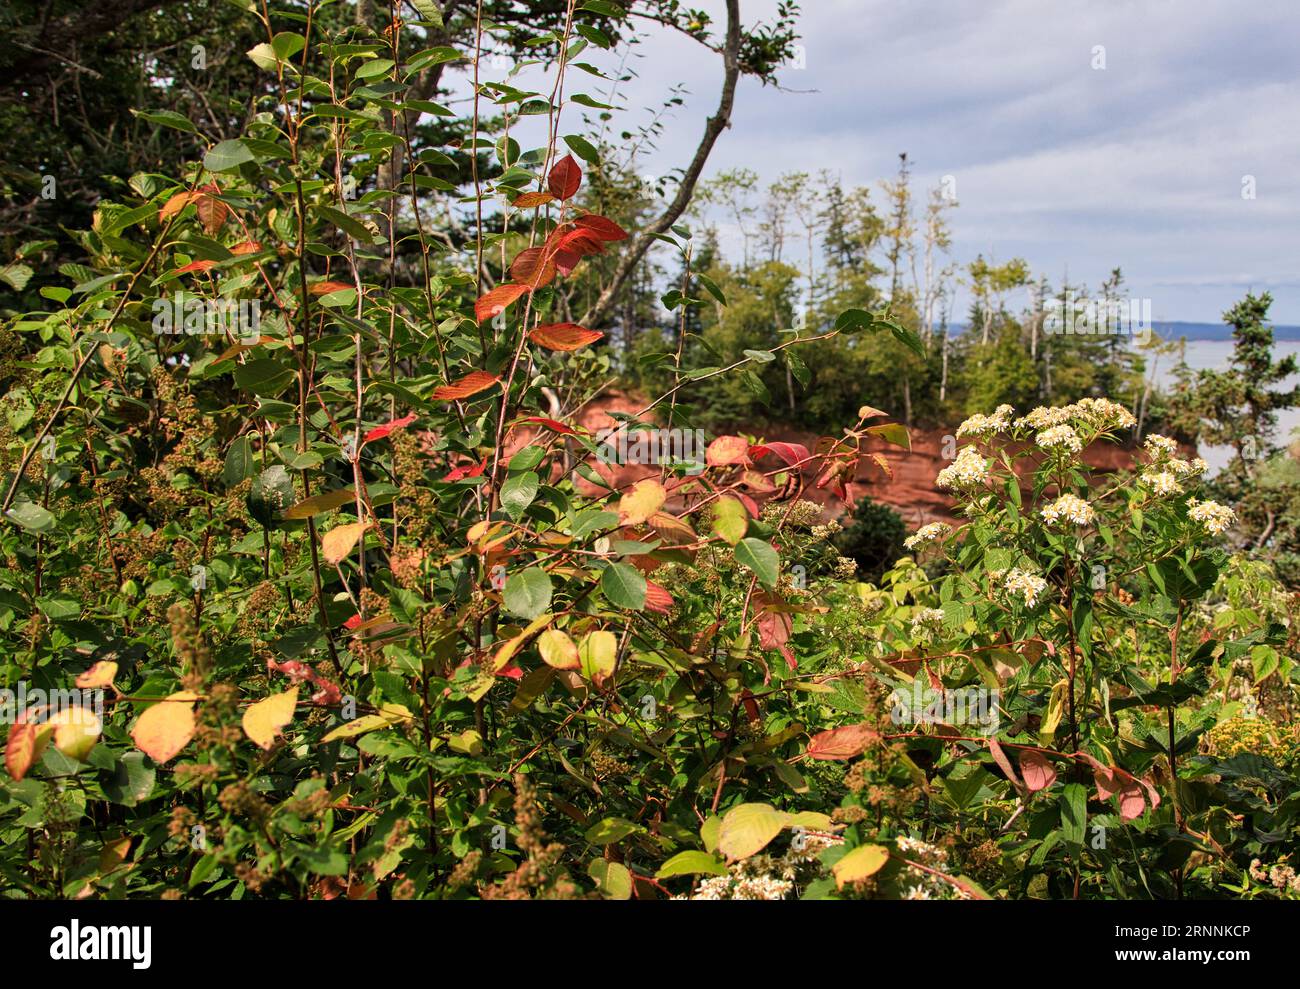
[834,495,906,583]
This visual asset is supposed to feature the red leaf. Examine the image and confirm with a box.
[553,248,582,277]
[521,416,584,437]
[557,228,606,257]
[474,283,528,324]
[1118,782,1146,820]
[508,246,556,290]
[574,214,628,241]
[512,191,555,208]
[644,580,674,614]
[442,460,487,482]
[706,436,751,467]
[173,259,216,275]
[757,608,792,652]
[433,370,499,401]
[741,689,761,724]
[344,613,364,631]
[363,412,417,445]
[1018,748,1057,792]
[547,153,582,200]
[988,737,1024,794]
[753,441,811,467]
[807,722,880,760]
[529,323,604,352]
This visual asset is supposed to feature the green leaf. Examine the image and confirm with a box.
[656,850,729,879]
[5,501,55,533]
[355,58,396,81]
[234,358,294,397]
[504,567,552,620]
[315,204,377,244]
[711,496,748,545]
[587,859,632,899]
[734,538,779,589]
[500,471,540,520]
[563,134,600,164]
[584,817,640,844]
[223,436,254,488]
[1060,783,1087,848]
[601,562,647,610]
[203,139,254,173]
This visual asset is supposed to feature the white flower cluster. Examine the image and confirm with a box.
[935,446,989,491]
[1035,424,1082,454]
[1170,456,1209,477]
[1143,433,1179,458]
[1040,493,1096,527]
[904,521,953,550]
[1187,498,1236,536]
[1140,469,1183,497]
[1015,399,1136,434]
[682,833,838,900]
[894,834,968,901]
[1003,568,1048,607]
[910,607,947,642]
[956,404,1015,439]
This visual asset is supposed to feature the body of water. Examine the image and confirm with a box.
[1142,339,1300,474]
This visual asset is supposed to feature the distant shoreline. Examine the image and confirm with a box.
[946,321,1300,342]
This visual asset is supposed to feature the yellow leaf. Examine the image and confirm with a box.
[538,628,581,670]
[617,478,666,526]
[578,630,618,687]
[76,660,118,689]
[321,703,413,743]
[832,844,890,888]
[493,613,554,672]
[322,521,370,565]
[716,802,786,861]
[49,706,102,761]
[242,687,298,750]
[131,691,199,764]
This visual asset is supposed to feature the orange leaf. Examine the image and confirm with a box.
[160,190,198,222]
[706,435,751,467]
[196,189,229,235]
[173,259,216,275]
[433,370,499,401]
[474,283,528,324]
[807,722,879,760]
[547,153,582,200]
[4,723,45,781]
[512,191,555,208]
[310,280,354,295]
[322,521,370,565]
[229,240,263,255]
[529,323,604,352]
[644,580,674,614]
[131,691,199,764]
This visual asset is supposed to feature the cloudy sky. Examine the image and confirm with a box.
[556,0,1300,323]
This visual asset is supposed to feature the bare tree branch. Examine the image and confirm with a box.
[578,0,741,330]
